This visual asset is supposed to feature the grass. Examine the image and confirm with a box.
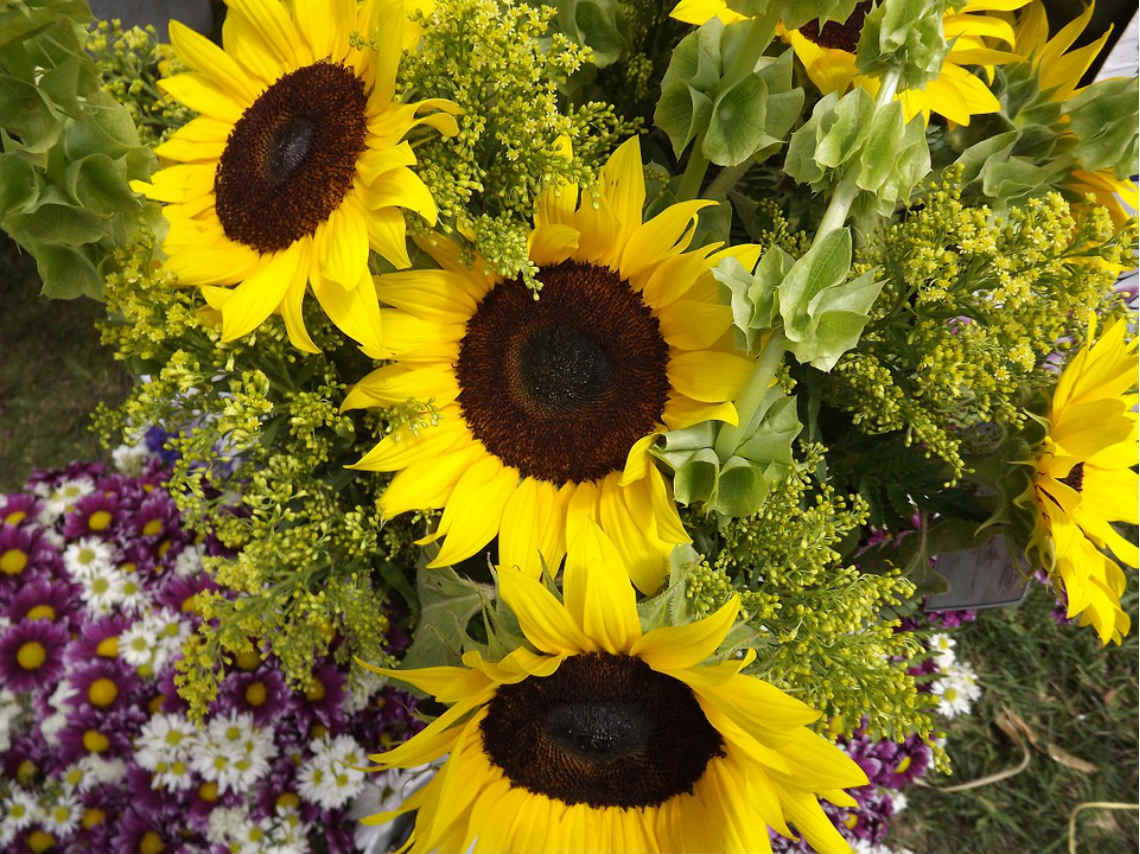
[890,581,1139,854]
[0,234,132,492]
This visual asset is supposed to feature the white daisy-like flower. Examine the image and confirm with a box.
[111,442,150,477]
[194,712,263,794]
[348,764,438,854]
[206,806,251,847]
[135,713,200,771]
[152,615,193,673]
[39,527,65,549]
[63,538,116,581]
[41,711,68,746]
[118,572,154,615]
[3,787,42,831]
[932,661,981,718]
[40,477,95,520]
[119,620,158,669]
[889,789,908,814]
[80,566,130,615]
[42,790,81,838]
[0,689,21,752]
[76,755,126,789]
[232,816,279,854]
[927,632,956,670]
[47,679,77,714]
[297,735,367,810]
[342,669,386,716]
[173,543,206,579]
[154,755,197,792]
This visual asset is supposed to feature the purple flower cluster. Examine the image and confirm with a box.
[0,460,420,854]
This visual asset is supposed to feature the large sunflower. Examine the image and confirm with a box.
[346,137,758,592]
[1018,315,1138,645]
[363,522,868,853]
[130,0,459,356]
[670,0,1028,125]
[1012,1,1139,223]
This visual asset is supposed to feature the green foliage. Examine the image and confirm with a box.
[813,171,1137,483]
[716,227,881,370]
[93,234,426,720]
[654,18,803,166]
[0,0,155,299]
[399,0,637,287]
[722,0,860,30]
[86,19,193,147]
[855,0,952,90]
[785,88,931,220]
[683,444,937,741]
[1063,77,1139,179]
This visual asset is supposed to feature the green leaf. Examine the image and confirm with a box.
[705,73,772,166]
[399,564,490,670]
[1064,77,1139,179]
[0,152,41,214]
[673,447,721,507]
[66,153,139,216]
[856,0,950,90]
[557,0,624,68]
[61,89,141,160]
[6,202,108,246]
[30,242,102,299]
[0,74,63,153]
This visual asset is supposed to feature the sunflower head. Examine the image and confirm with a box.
[130,0,459,356]
[1018,314,1139,644]
[363,521,868,853]
[346,136,759,592]
[672,0,1028,125]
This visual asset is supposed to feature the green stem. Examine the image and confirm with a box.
[812,67,904,240]
[714,329,787,460]
[676,137,710,202]
[705,152,759,199]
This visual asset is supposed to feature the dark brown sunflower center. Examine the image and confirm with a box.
[1059,462,1085,492]
[480,653,723,808]
[214,61,367,254]
[455,262,670,485]
[799,0,873,53]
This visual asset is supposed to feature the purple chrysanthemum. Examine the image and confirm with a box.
[2,729,54,786]
[293,662,347,731]
[69,659,145,717]
[216,666,291,727]
[132,493,179,543]
[7,577,81,631]
[62,492,122,542]
[0,524,50,586]
[57,705,144,765]
[0,619,68,693]
[1,494,42,527]
[66,613,131,666]
[155,571,217,617]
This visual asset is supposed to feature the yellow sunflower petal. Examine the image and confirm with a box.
[668,350,754,403]
[377,269,478,323]
[365,206,412,269]
[152,116,231,162]
[226,0,309,69]
[562,520,643,654]
[221,4,288,84]
[358,659,492,702]
[218,242,305,342]
[657,299,734,350]
[669,0,744,25]
[316,197,370,289]
[376,309,464,362]
[632,595,739,671]
[498,478,573,579]
[597,137,647,255]
[367,166,439,225]
[169,19,263,102]
[348,408,469,472]
[428,458,518,567]
[662,392,739,431]
[779,789,853,854]
[158,73,246,123]
[340,362,459,410]
[598,473,671,594]
[620,200,713,279]
[378,440,484,516]
[496,564,592,655]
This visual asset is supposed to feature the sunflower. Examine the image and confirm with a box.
[130,0,459,356]
[1012,1,1139,223]
[346,137,758,592]
[670,0,1028,125]
[1018,315,1138,645]
[362,522,868,853]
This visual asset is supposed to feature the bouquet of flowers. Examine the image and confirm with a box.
[0,0,1136,851]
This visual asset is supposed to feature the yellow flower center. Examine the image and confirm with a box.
[17,759,37,785]
[52,805,71,823]
[844,812,859,829]
[83,729,110,753]
[276,792,300,810]
[149,694,166,714]
[26,604,55,621]
[198,781,219,802]
[142,519,163,537]
[96,635,119,657]
[305,678,326,702]
[894,754,912,774]
[82,807,106,829]
[310,723,328,739]
[17,641,47,670]
[245,681,268,707]
[88,510,113,531]
[140,829,164,854]
[4,510,27,525]
[27,830,54,854]
[88,677,119,707]
[157,539,172,558]
[1,548,28,575]
[121,561,137,573]
[235,649,261,671]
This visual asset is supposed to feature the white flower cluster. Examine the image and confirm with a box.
[119,611,191,675]
[206,804,309,854]
[297,734,369,810]
[928,634,982,719]
[35,477,94,527]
